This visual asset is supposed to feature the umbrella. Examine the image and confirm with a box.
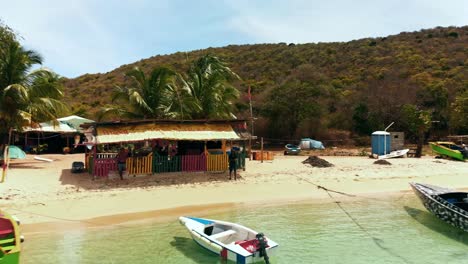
[1,145,26,159]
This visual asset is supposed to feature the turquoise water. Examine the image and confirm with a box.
[21,194,468,264]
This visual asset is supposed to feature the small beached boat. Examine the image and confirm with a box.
[429,141,467,161]
[410,183,468,232]
[0,210,22,264]
[179,216,278,263]
[378,148,409,159]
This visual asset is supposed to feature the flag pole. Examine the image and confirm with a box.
[248,84,254,160]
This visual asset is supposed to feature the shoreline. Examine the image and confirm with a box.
[21,189,415,235]
[1,154,467,234]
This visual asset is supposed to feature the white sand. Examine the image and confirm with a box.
[0,153,467,233]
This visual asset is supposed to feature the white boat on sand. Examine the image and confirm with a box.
[378,148,409,160]
[179,216,279,264]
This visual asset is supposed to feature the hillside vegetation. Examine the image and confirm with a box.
[63,26,468,143]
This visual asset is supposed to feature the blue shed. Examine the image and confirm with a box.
[371,131,391,155]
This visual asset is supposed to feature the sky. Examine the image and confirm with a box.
[1,0,467,78]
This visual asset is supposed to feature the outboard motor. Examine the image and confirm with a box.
[256,233,270,264]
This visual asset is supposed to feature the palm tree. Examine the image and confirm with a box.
[98,66,193,120]
[0,40,68,142]
[184,54,240,119]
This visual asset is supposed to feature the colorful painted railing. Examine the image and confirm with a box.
[153,154,181,173]
[93,158,117,178]
[181,154,207,172]
[90,151,245,176]
[127,153,153,175]
[207,154,228,171]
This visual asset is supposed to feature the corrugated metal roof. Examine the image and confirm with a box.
[95,123,241,143]
[23,121,77,133]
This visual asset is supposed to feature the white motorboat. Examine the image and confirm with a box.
[179,216,279,263]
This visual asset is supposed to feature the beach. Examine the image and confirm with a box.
[0,152,467,234]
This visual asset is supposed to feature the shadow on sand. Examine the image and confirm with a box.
[404,206,468,245]
[9,161,44,169]
[59,168,243,191]
[170,236,227,264]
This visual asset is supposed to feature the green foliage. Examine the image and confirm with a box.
[58,25,467,140]
[263,80,323,137]
[352,103,373,135]
[448,32,459,38]
[99,54,240,120]
[184,54,240,119]
[400,104,432,137]
[0,23,68,137]
[450,90,468,133]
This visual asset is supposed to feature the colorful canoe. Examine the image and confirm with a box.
[0,210,22,264]
[429,141,467,161]
[179,216,278,263]
[410,183,468,232]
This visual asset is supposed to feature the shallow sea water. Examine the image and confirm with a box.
[21,194,468,264]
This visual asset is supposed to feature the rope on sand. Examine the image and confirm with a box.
[294,174,356,197]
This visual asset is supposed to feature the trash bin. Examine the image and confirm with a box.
[71,161,85,173]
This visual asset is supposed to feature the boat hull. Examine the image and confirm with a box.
[378,148,409,159]
[429,142,465,161]
[0,210,21,264]
[410,183,468,232]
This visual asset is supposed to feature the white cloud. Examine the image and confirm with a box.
[224,0,468,43]
[1,0,467,77]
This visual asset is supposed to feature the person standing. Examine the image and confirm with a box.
[228,148,238,180]
[115,147,129,180]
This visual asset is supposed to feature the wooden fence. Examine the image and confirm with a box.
[181,154,207,172]
[207,153,228,171]
[127,153,153,175]
[93,158,116,178]
[90,151,245,177]
[153,155,181,173]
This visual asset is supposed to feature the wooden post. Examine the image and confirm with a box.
[242,140,246,171]
[261,137,264,163]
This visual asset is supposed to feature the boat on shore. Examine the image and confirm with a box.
[0,210,22,264]
[179,216,278,263]
[409,183,468,232]
[378,148,409,159]
[429,141,467,161]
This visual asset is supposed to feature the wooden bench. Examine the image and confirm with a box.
[0,245,15,252]
[407,148,417,157]
[0,237,14,245]
[210,229,236,239]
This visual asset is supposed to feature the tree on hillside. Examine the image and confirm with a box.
[263,80,323,138]
[416,82,449,132]
[183,55,240,119]
[0,26,68,142]
[450,90,468,134]
[400,104,431,157]
[99,66,192,120]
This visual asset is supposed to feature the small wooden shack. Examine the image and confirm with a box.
[81,119,252,178]
[389,132,405,151]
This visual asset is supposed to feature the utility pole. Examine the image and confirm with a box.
[248,84,254,160]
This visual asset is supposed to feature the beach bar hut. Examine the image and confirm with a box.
[82,119,252,178]
[371,131,391,155]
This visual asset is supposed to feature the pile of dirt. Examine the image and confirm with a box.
[373,159,392,165]
[302,156,334,168]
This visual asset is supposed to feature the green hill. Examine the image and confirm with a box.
[63,26,468,142]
